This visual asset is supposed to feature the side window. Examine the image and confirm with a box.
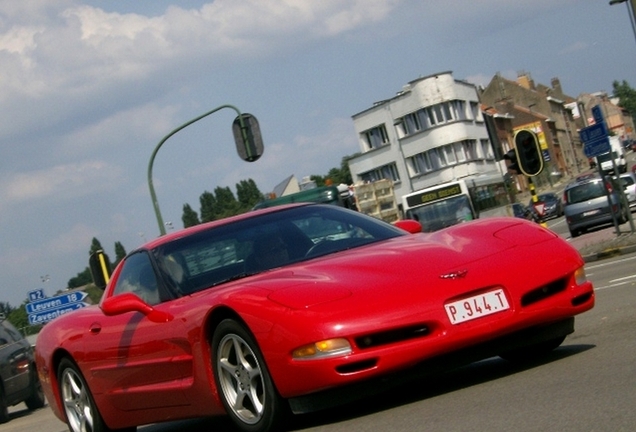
[112,252,161,305]
[2,322,23,342]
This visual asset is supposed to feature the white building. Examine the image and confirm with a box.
[348,71,507,215]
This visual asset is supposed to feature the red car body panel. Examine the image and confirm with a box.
[35,208,594,430]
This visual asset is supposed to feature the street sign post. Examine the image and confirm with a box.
[26,290,88,325]
[580,122,610,158]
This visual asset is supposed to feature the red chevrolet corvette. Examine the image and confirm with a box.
[35,204,594,432]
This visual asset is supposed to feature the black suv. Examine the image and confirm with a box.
[0,316,45,422]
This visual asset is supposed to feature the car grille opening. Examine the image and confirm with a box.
[521,278,567,306]
[354,324,430,350]
[572,292,593,306]
[335,359,378,374]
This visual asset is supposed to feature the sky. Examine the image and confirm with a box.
[2,0,636,307]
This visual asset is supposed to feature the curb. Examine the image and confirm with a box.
[582,244,636,262]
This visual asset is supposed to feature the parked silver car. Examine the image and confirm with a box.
[616,172,636,209]
[563,174,628,238]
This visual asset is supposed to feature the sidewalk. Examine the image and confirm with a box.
[568,223,636,262]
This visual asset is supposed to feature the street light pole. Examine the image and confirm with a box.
[610,0,636,45]
[147,104,262,236]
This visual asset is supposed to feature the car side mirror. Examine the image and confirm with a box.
[101,293,173,323]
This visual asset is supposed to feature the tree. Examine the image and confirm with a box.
[200,191,217,223]
[68,268,92,288]
[90,237,104,255]
[236,179,263,211]
[114,241,127,267]
[0,301,13,317]
[182,203,200,228]
[213,186,241,219]
[612,80,636,124]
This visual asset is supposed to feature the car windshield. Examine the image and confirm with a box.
[152,205,406,294]
[565,182,605,204]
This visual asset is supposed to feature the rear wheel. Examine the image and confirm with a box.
[212,319,288,432]
[0,387,9,424]
[499,336,566,362]
[58,358,136,432]
[24,367,46,410]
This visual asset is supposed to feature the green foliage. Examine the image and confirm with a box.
[90,237,104,255]
[67,267,93,288]
[199,190,217,223]
[236,179,264,209]
[612,80,636,123]
[187,178,263,224]
[6,302,41,336]
[114,242,127,267]
[182,203,200,228]
[0,301,13,317]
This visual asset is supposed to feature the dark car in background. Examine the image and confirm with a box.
[528,192,564,220]
[0,316,46,423]
[563,174,628,238]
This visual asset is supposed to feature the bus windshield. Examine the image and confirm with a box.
[405,194,474,232]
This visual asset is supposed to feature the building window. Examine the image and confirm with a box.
[359,163,400,183]
[481,139,494,160]
[454,142,466,162]
[451,100,467,120]
[470,102,482,122]
[404,112,421,134]
[362,124,389,150]
[463,139,478,160]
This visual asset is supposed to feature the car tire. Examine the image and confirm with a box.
[569,229,579,238]
[58,358,136,432]
[499,336,566,362]
[0,386,9,424]
[212,319,288,432]
[24,367,46,410]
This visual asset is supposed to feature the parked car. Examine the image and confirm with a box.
[616,172,636,209]
[528,192,564,220]
[511,202,534,220]
[0,316,46,423]
[36,204,595,432]
[563,174,628,238]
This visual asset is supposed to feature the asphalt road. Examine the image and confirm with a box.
[5,252,635,432]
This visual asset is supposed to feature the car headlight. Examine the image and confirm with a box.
[575,267,587,286]
[292,338,351,360]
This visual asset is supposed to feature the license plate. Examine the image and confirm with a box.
[445,288,509,325]
[582,209,600,217]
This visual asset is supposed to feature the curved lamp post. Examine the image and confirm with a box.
[148,104,263,236]
[610,0,636,45]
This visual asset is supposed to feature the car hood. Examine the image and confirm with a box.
[244,218,559,310]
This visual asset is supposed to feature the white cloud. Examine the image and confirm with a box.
[1,161,124,204]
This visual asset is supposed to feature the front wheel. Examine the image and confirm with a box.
[58,358,136,432]
[212,319,288,432]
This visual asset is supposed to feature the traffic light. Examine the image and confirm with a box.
[514,129,544,176]
[503,149,520,175]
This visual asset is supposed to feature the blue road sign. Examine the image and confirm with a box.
[26,291,88,315]
[28,289,46,303]
[28,302,88,325]
[580,123,611,158]
[592,105,604,125]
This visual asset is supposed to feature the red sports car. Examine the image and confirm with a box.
[35,204,594,432]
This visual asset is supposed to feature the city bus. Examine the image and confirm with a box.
[402,180,478,232]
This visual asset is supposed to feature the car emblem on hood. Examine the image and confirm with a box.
[439,269,468,279]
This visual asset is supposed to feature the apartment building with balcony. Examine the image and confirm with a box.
[347,71,508,216]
